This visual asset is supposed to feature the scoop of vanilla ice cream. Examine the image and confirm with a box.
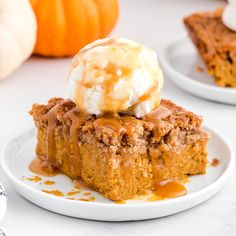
[68,38,163,118]
[222,0,236,31]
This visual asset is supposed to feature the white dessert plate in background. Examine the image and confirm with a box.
[1,126,234,221]
[159,34,236,105]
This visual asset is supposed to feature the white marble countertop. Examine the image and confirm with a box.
[1,0,236,235]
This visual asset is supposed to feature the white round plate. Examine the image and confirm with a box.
[159,34,236,105]
[1,126,234,221]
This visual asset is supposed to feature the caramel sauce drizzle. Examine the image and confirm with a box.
[101,63,133,112]
[79,197,95,202]
[211,158,220,167]
[94,113,126,134]
[29,157,58,177]
[88,196,95,202]
[196,65,204,72]
[153,180,187,199]
[83,192,92,196]
[44,180,55,186]
[46,106,57,165]
[74,62,134,113]
[114,200,125,204]
[143,105,172,138]
[72,179,85,190]
[67,190,81,196]
[30,100,71,176]
[64,108,91,177]
[139,84,159,102]
[64,108,90,138]
[143,105,172,125]
[24,175,42,182]
[67,197,96,202]
[69,39,118,74]
[42,190,64,197]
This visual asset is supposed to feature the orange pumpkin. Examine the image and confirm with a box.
[30,0,119,57]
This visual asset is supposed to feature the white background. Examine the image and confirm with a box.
[1,0,236,235]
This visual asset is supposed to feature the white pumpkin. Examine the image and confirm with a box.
[0,0,36,80]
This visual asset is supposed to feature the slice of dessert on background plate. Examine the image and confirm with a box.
[184,6,236,87]
[159,3,236,105]
[1,38,235,221]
